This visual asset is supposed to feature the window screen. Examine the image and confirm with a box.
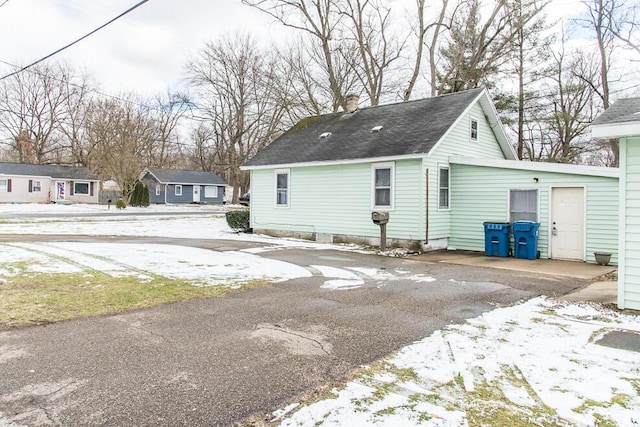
[510,189,538,222]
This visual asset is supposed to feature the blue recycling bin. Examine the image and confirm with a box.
[483,222,511,257]
[513,221,540,260]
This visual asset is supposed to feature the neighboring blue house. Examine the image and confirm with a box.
[140,169,226,204]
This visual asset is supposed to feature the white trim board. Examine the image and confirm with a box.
[449,156,619,178]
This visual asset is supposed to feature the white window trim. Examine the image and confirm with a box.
[33,180,41,192]
[470,117,479,142]
[275,168,290,208]
[175,184,182,196]
[155,184,160,196]
[74,181,90,195]
[0,179,7,192]
[204,185,218,198]
[371,162,395,211]
[507,188,540,222]
[438,165,450,211]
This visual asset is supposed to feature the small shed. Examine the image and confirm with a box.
[140,169,226,204]
[591,97,640,310]
[0,162,100,204]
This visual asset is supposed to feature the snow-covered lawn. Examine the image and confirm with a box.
[277,298,640,427]
[1,203,638,426]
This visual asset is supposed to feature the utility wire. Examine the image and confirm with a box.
[0,0,149,82]
[0,0,9,9]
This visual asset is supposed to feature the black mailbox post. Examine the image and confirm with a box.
[371,211,389,251]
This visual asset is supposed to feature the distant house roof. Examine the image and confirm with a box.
[243,88,515,169]
[591,98,640,139]
[144,169,226,186]
[0,162,99,180]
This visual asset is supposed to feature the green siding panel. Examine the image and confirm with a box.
[425,103,509,240]
[250,159,425,241]
[622,137,640,309]
[449,163,619,263]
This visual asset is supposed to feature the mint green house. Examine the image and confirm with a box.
[242,88,619,264]
[592,98,640,310]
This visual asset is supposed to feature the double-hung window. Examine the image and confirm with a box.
[372,163,394,209]
[439,167,450,209]
[275,169,289,207]
[175,185,182,196]
[470,118,478,141]
[0,179,8,192]
[33,180,41,192]
[509,189,538,222]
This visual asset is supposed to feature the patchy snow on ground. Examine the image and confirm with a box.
[278,297,640,427]
[0,241,312,286]
[2,203,639,426]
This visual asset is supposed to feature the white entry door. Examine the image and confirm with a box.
[55,181,65,200]
[551,187,585,260]
[192,185,201,203]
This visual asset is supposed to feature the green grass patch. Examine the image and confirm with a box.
[0,271,262,329]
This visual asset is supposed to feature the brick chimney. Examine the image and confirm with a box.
[345,94,359,113]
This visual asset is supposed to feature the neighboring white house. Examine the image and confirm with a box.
[0,162,100,204]
[592,97,640,310]
[242,88,619,264]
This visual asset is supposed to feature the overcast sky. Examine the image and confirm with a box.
[0,0,595,99]
[0,0,279,95]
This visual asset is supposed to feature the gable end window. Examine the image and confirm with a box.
[470,118,478,141]
[372,163,394,209]
[439,167,450,210]
[275,169,290,207]
[509,189,538,222]
[175,185,182,196]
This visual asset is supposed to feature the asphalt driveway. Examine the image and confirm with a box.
[0,241,591,426]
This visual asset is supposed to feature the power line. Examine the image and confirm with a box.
[0,0,9,9]
[0,0,150,82]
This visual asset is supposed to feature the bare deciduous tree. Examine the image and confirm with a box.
[186,33,288,202]
[85,96,156,202]
[0,62,91,164]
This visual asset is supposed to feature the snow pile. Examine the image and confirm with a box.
[279,297,640,426]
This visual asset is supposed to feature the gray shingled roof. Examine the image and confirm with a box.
[0,162,99,180]
[147,169,226,185]
[592,98,640,125]
[244,88,485,167]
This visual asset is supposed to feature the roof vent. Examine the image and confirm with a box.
[371,125,383,133]
[319,132,332,140]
